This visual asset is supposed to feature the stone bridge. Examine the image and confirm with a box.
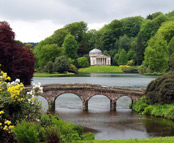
[26,83,145,111]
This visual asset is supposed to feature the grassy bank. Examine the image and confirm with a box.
[78,66,123,73]
[132,96,174,120]
[34,72,74,77]
[77,137,174,143]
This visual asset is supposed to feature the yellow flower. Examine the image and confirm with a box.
[0,111,4,114]
[3,125,8,130]
[9,125,14,129]
[5,120,11,125]
[0,123,2,126]
[6,76,11,81]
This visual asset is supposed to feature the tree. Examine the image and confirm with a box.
[54,56,70,73]
[143,34,168,72]
[64,21,87,42]
[44,61,54,73]
[120,16,143,37]
[101,29,116,51]
[77,57,89,68]
[127,49,136,61]
[168,37,174,67]
[0,21,35,85]
[38,44,62,70]
[157,21,174,43]
[33,37,55,69]
[118,49,128,65]
[51,28,69,47]
[118,34,130,52]
[63,34,78,59]
[113,53,119,65]
[77,41,89,57]
[147,12,163,20]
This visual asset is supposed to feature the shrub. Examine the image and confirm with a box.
[122,66,138,73]
[77,57,89,68]
[127,60,135,66]
[143,105,153,114]
[68,64,78,74]
[45,126,61,143]
[164,106,174,120]
[44,61,54,73]
[82,132,95,140]
[0,70,43,142]
[132,96,148,112]
[12,121,40,143]
[54,56,70,73]
[145,72,174,104]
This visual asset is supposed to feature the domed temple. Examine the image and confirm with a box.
[89,49,111,66]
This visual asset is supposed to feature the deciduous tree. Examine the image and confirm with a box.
[63,34,78,59]
[0,21,35,85]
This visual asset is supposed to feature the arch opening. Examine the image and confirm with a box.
[88,94,110,111]
[55,93,82,111]
[34,96,48,112]
[116,96,132,109]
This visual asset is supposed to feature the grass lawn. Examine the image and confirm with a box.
[78,66,123,73]
[33,72,74,77]
[77,137,174,143]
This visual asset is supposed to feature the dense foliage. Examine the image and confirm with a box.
[33,10,174,73]
[54,56,70,73]
[0,70,42,142]
[0,71,94,142]
[0,22,35,85]
[145,72,174,104]
[77,57,89,68]
[132,97,174,120]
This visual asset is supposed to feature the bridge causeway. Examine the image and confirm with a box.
[26,83,145,111]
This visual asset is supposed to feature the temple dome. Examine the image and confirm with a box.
[89,49,102,55]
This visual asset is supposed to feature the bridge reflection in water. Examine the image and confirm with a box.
[27,83,145,111]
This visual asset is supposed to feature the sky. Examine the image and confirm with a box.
[0,0,174,43]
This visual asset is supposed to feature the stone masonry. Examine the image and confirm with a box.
[25,83,145,111]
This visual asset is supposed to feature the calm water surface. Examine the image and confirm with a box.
[32,73,174,140]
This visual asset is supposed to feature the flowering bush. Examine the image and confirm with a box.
[119,65,131,68]
[0,70,43,142]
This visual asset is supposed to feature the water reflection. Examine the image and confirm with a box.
[32,73,174,140]
[32,73,157,88]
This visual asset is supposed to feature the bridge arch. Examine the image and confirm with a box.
[116,96,133,109]
[87,94,111,101]
[54,92,82,102]
[87,94,111,111]
[55,93,82,111]
[27,83,145,112]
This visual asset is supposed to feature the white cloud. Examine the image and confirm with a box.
[9,20,63,42]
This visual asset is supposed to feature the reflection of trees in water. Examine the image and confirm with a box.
[142,115,174,137]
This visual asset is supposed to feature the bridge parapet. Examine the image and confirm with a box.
[25,83,145,111]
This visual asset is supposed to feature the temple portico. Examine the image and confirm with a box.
[89,49,111,66]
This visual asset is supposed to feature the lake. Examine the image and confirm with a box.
[32,73,174,140]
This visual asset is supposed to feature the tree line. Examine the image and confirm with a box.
[34,10,174,73]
